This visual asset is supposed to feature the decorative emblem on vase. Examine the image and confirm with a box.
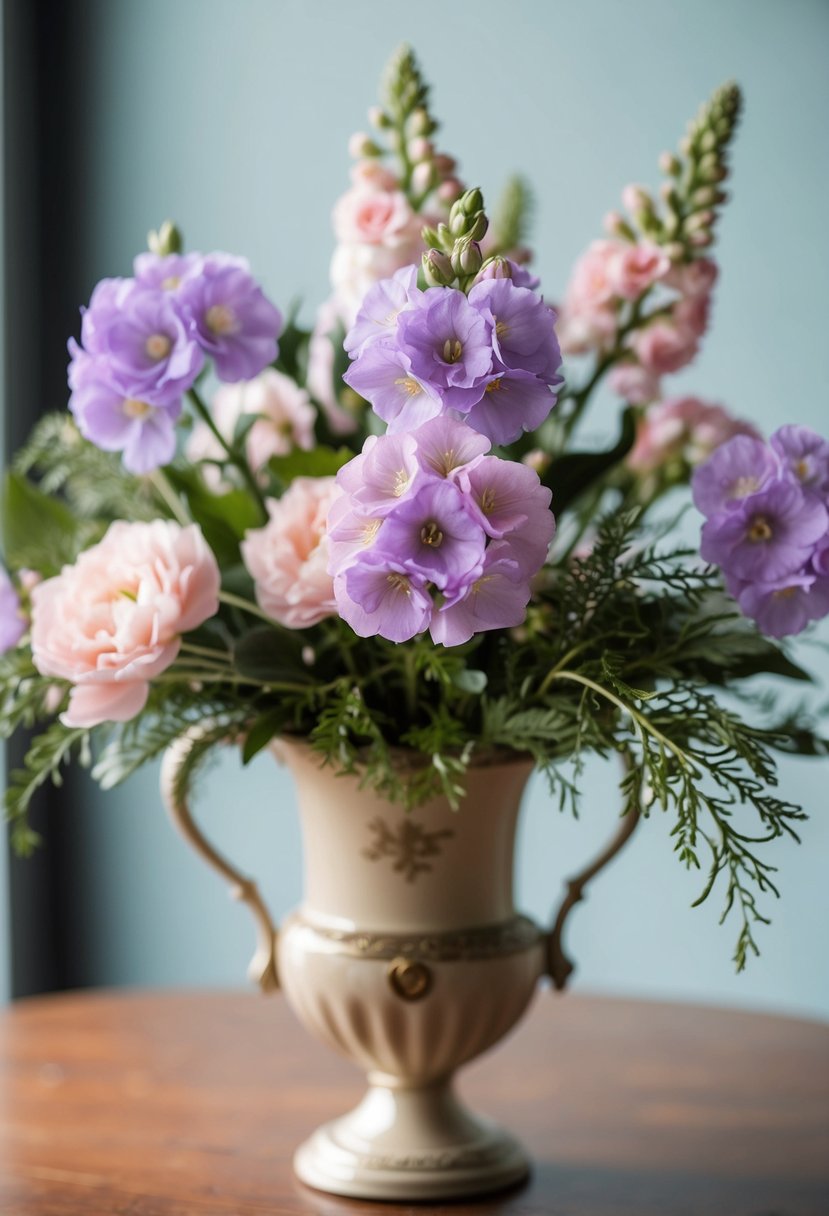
[362,816,455,881]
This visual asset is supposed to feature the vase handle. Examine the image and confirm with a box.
[159,727,280,994]
[546,754,641,992]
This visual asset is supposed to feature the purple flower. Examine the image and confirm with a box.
[459,456,555,572]
[396,288,493,410]
[737,574,829,639]
[344,266,420,358]
[69,378,181,474]
[72,278,204,406]
[412,415,490,479]
[373,480,486,591]
[343,342,442,432]
[0,567,26,653]
[178,254,282,382]
[465,367,557,446]
[326,495,387,577]
[133,252,201,294]
[771,425,829,499]
[336,558,432,642]
[691,435,778,518]
[700,479,828,581]
[430,544,530,646]
[468,278,562,383]
[342,432,421,516]
[474,259,541,290]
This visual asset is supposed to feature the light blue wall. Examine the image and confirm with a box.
[52,0,829,1017]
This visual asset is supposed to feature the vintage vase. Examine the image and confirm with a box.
[160,734,634,1201]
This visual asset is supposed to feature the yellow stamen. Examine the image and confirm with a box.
[362,519,382,545]
[442,337,463,363]
[205,304,237,336]
[122,397,154,419]
[420,521,444,548]
[730,475,759,499]
[161,275,181,291]
[392,469,410,496]
[386,572,411,595]
[485,377,505,393]
[394,376,422,397]
[145,333,172,360]
[479,487,497,514]
[747,516,773,543]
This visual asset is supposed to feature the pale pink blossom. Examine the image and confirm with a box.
[608,363,662,404]
[664,257,718,297]
[621,183,651,214]
[673,291,711,340]
[241,478,341,629]
[350,160,399,191]
[330,238,422,327]
[332,187,417,248]
[607,241,670,300]
[631,321,699,375]
[627,396,761,473]
[30,521,220,727]
[565,240,621,311]
[557,305,618,356]
[306,297,360,436]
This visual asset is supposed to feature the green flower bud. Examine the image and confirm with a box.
[451,239,483,277]
[659,152,681,176]
[461,187,483,216]
[422,225,443,250]
[148,220,183,256]
[422,249,454,287]
[466,212,489,243]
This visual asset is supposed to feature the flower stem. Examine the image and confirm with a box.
[149,470,192,527]
[186,387,268,522]
[217,590,277,627]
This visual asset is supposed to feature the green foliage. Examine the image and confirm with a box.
[2,471,99,574]
[490,176,533,254]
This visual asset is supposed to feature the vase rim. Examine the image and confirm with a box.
[272,734,536,775]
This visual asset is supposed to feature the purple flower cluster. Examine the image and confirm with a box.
[0,566,25,654]
[341,264,562,445]
[328,415,555,645]
[693,426,829,637]
[68,252,282,474]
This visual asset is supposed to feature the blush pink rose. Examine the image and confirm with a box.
[631,321,699,375]
[30,521,220,728]
[627,396,761,473]
[332,187,417,248]
[241,478,341,629]
[607,241,670,300]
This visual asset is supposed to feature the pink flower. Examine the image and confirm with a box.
[565,240,621,311]
[350,160,399,192]
[332,187,417,248]
[631,320,699,375]
[664,258,718,298]
[607,241,670,301]
[241,477,341,629]
[673,291,711,340]
[30,521,220,728]
[306,297,360,436]
[557,305,617,356]
[627,396,761,474]
[608,363,662,404]
[329,239,423,327]
[187,370,317,482]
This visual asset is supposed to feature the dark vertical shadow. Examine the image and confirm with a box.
[3,0,92,997]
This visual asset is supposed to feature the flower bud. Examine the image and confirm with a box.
[368,105,391,129]
[437,178,463,203]
[433,153,456,176]
[522,449,551,475]
[436,222,453,248]
[407,106,431,136]
[466,212,489,243]
[474,256,513,283]
[423,249,454,287]
[460,187,483,216]
[422,224,442,250]
[659,152,681,176]
[407,136,433,162]
[691,186,717,208]
[349,132,380,159]
[603,211,636,240]
[689,231,714,248]
[450,210,468,236]
[452,239,483,277]
[621,184,652,216]
[685,210,714,234]
[411,161,436,196]
[148,220,182,256]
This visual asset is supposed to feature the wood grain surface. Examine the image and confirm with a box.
[0,988,827,1215]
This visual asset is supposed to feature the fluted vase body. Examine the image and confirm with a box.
[274,739,545,1201]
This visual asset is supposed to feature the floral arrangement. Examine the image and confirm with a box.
[2,48,827,970]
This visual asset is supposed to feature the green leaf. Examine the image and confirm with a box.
[242,708,286,765]
[1,471,94,574]
[233,626,312,685]
[166,467,262,566]
[543,407,636,514]
[268,445,353,486]
[274,311,311,384]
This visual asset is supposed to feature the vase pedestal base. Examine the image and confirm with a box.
[293,1077,530,1201]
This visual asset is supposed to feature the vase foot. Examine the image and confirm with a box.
[293,1078,530,1201]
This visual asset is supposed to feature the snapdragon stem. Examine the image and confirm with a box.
[186,387,268,522]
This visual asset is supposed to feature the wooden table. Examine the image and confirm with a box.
[0,989,827,1215]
